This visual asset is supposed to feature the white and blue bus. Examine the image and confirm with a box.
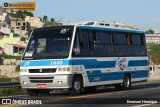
[20,21,149,96]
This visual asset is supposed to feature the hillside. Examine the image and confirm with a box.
[148,45,160,65]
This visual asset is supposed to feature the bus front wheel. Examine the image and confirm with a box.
[68,76,83,95]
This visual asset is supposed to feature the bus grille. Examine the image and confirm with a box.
[29,68,56,73]
[29,77,54,83]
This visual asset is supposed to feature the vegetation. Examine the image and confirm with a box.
[8,10,33,19]
[2,55,21,60]
[43,21,62,27]
[148,45,160,64]
[0,87,26,96]
[0,77,19,82]
[43,15,48,22]
[13,33,19,37]
[145,29,155,34]
[16,65,20,72]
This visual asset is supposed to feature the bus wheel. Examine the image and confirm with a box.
[123,75,131,89]
[27,89,39,96]
[115,75,131,90]
[68,77,83,95]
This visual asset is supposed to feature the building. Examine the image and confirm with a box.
[153,30,160,34]
[0,33,21,48]
[0,9,11,34]
[0,9,7,25]
[10,20,30,37]
[10,20,31,37]
[4,43,25,56]
[145,34,160,44]
[25,16,43,28]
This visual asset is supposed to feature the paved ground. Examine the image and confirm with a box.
[148,72,160,81]
[1,79,160,107]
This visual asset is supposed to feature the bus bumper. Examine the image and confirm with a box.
[20,74,73,89]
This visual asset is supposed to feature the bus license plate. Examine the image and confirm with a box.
[37,84,47,88]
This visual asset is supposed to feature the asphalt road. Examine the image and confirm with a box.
[0,80,160,107]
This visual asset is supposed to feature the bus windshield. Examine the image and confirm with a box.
[23,27,73,60]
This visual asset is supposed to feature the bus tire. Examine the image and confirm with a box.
[123,75,131,89]
[68,76,83,95]
[115,75,131,90]
[27,89,39,96]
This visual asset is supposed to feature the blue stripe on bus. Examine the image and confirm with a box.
[128,60,148,67]
[72,59,116,69]
[20,60,72,67]
[20,59,148,69]
[77,26,144,33]
[86,70,149,82]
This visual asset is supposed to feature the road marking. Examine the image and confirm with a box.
[132,104,153,107]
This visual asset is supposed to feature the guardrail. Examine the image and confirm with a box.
[0,82,21,88]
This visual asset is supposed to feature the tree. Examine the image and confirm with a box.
[16,10,23,18]
[145,29,154,34]
[51,18,55,22]
[43,15,48,22]
[39,17,42,21]
[23,10,34,17]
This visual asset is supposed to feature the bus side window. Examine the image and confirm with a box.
[79,30,91,57]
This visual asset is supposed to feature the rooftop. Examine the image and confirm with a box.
[9,44,26,48]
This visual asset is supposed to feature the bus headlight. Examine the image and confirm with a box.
[20,69,27,73]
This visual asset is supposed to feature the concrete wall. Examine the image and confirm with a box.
[0,26,11,34]
[30,22,43,28]
[149,65,160,75]
[4,44,14,55]
[0,33,20,48]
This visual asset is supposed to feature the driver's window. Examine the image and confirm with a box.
[72,30,81,56]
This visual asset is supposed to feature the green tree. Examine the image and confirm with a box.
[39,17,42,21]
[22,10,34,17]
[43,15,48,22]
[51,18,55,22]
[16,10,23,18]
[145,29,154,34]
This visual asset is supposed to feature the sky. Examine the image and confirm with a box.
[1,0,160,31]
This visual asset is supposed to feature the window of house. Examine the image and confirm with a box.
[18,23,21,26]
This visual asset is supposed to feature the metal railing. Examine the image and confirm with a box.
[0,82,20,88]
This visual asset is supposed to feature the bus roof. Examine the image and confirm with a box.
[33,24,144,34]
[76,25,144,34]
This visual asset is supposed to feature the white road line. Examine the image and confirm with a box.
[132,104,153,107]
[0,95,27,98]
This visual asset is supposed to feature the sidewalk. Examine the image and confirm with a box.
[148,72,160,81]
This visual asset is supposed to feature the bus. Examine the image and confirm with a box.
[20,21,149,96]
